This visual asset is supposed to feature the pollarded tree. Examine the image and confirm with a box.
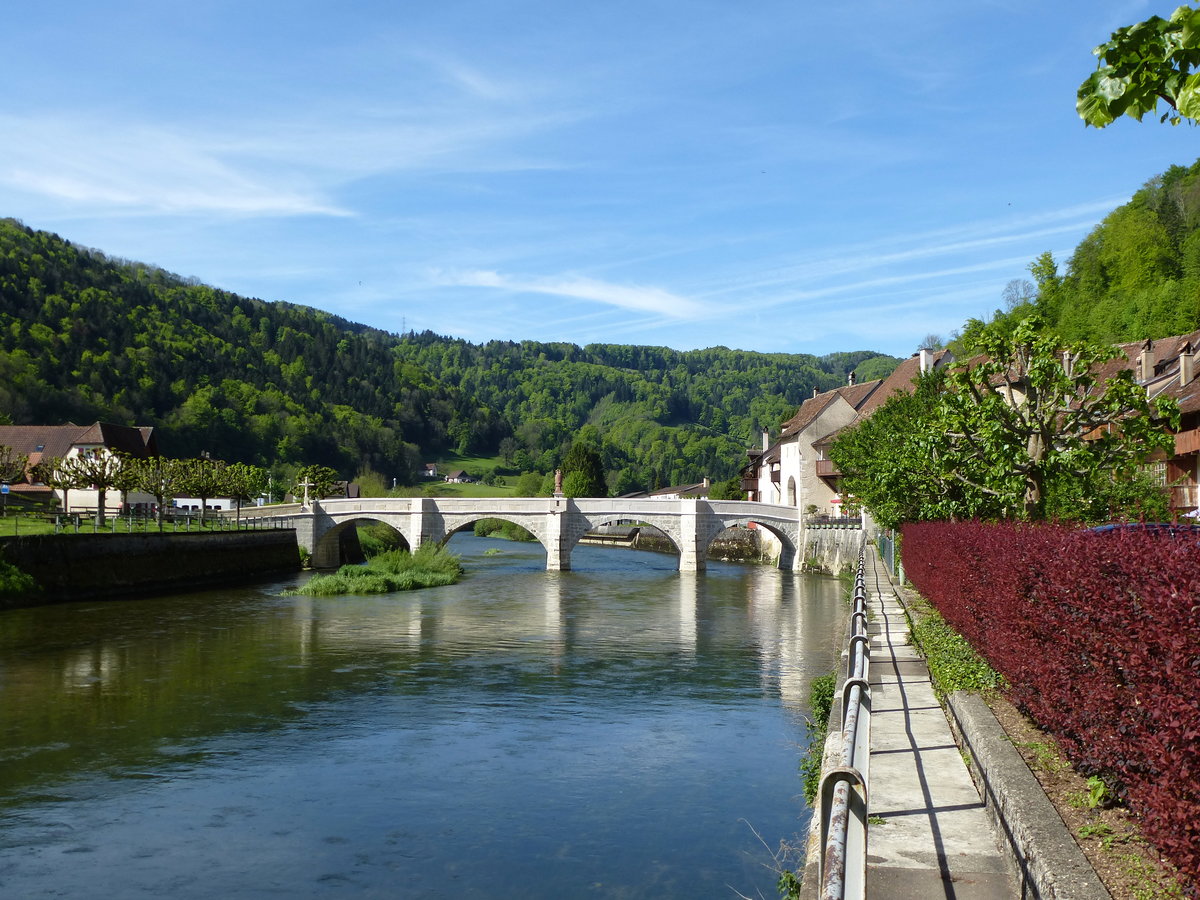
[224,462,268,526]
[126,455,187,531]
[832,317,1179,524]
[935,316,1178,519]
[68,451,126,523]
[177,457,228,525]
[30,456,88,515]
[1078,3,1200,127]
[0,445,28,484]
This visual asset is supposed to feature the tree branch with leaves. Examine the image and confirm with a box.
[1078,3,1200,127]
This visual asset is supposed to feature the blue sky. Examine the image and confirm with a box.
[2,1,1197,358]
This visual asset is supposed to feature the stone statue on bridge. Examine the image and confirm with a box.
[554,469,563,497]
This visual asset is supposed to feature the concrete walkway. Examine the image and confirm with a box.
[862,548,1017,899]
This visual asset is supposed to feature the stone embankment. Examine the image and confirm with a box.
[0,530,301,610]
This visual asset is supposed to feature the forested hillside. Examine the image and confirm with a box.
[997,158,1200,345]
[0,219,898,491]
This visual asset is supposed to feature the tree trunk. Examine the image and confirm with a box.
[1024,431,1047,519]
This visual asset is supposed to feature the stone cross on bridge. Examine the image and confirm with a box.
[253,497,807,572]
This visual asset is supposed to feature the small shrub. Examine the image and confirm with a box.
[800,672,837,805]
[0,554,38,596]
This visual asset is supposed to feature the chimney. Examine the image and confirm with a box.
[1138,339,1153,383]
[812,386,818,398]
[762,429,770,452]
[1182,341,1195,387]
[919,348,931,375]
[702,476,711,489]
[847,371,856,386]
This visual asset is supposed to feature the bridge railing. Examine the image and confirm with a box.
[817,545,871,900]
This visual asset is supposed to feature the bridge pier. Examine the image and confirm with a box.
[677,499,707,573]
[544,501,571,571]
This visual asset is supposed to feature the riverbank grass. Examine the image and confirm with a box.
[286,544,463,596]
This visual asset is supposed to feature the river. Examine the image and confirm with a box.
[0,535,848,899]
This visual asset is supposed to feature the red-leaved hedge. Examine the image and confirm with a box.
[902,521,1200,893]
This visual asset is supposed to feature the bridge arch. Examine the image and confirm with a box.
[311,514,414,568]
[708,515,799,571]
[436,514,551,559]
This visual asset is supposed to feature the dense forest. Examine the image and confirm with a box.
[960,158,1200,348]
[0,218,898,491]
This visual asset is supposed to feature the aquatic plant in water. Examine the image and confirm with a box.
[285,544,463,596]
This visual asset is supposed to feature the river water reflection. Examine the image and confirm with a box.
[0,536,847,899]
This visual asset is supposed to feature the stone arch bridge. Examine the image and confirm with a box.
[248,497,808,572]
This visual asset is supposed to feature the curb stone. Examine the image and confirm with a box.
[945,692,1111,900]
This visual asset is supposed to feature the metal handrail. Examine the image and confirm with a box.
[817,546,871,900]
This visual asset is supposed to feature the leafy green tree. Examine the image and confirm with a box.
[513,471,545,496]
[937,317,1178,519]
[177,458,228,524]
[224,462,267,525]
[833,318,1179,524]
[830,372,961,528]
[561,442,606,497]
[706,476,743,500]
[294,464,339,504]
[1078,3,1200,127]
[0,445,28,484]
[126,455,187,530]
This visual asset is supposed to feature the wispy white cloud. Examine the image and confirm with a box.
[437,269,710,319]
[0,114,350,218]
[694,200,1119,304]
[0,98,580,219]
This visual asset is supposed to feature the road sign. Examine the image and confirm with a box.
[0,483,9,494]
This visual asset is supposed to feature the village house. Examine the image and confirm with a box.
[0,421,158,513]
[620,477,712,500]
[742,331,1200,522]
[443,469,473,484]
[742,349,953,517]
[1109,330,1200,517]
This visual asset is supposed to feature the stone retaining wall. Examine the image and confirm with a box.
[801,527,862,574]
[0,530,301,609]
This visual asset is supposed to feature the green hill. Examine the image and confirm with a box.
[0,218,898,492]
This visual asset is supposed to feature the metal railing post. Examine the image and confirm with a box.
[818,545,871,900]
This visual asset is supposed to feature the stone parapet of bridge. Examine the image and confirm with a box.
[256,496,806,572]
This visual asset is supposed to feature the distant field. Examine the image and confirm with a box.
[416,452,525,497]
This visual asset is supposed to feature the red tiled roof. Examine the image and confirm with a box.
[855,350,952,419]
[0,422,158,478]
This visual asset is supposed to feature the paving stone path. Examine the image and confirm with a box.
[863,548,1018,899]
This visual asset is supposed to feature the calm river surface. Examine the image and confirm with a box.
[0,536,848,899]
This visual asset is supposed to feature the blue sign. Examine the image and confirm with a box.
[0,483,8,494]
